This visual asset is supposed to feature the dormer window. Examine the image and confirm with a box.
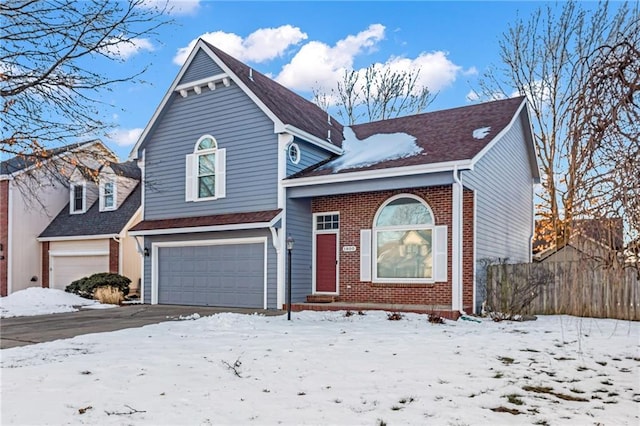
[70,183,86,214]
[100,180,116,211]
[185,135,226,202]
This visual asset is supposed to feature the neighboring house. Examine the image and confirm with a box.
[0,141,117,296]
[38,161,142,293]
[533,218,624,263]
[128,40,539,316]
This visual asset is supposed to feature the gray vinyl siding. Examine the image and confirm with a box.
[143,82,278,220]
[462,113,535,310]
[142,229,278,308]
[287,139,334,176]
[179,50,224,85]
[285,198,314,302]
[287,171,455,198]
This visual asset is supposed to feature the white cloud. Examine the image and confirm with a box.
[275,24,386,91]
[381,51,461,93]
[462,66,478,76]
[140,0,201,16]
[101,37,154,60]
[108,128,143,147]
[173,25,307,65]
[466,90,480,102]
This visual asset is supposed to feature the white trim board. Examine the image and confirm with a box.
[151,237,268,308]
[38,234,119,242]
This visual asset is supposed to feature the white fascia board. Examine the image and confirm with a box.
[174,73,229,92]
[469,98,527,168]
[38,234,118,242]
[199,43,287,134]
[129,221,274,237]
[282,125,343,155]
[282,160,473,188]
[128,42,206,161]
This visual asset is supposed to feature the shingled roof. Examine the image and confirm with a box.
[1,140,106,176]
[39,184,141,239]
[203,41,344,148]
[108,160,141,180]
[290,96,527,178]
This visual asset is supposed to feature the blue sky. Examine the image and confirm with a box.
[102,1,552,160]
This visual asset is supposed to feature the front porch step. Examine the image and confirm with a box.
[291,302,461,320]
[305,294,337,303]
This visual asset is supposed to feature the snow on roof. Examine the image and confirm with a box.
[323,127,422,172]
[473,127,491,139]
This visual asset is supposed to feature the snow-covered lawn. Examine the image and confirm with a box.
[0,287,115,318]
[1,306,638,425]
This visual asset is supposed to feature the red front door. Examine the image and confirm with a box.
[316,233,337,293]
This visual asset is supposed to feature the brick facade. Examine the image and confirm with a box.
[41,242,50,288]
[0,180,8,296]
[311,185,474,312]
[109,239,119,274]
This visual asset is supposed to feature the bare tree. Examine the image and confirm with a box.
[313,65,436,125]
[478,0,639,262]
[1,0,170,181]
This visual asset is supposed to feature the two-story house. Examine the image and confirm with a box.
[38,161,142,294]
[129,40,539,317]
[0,140,117,296]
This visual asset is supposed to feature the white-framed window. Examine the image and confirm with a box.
[99,180,116,211]
[185,135,226,202]
[374,195,434,281]
[288,142,300,164]
[70,183,86,214]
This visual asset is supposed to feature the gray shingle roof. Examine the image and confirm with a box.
[108,160,141,179]
[39,184,141,238]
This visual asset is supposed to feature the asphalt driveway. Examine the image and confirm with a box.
[0,304,284,349]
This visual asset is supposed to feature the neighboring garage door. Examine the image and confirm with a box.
[157,242,265,308]
[51,255,109,290]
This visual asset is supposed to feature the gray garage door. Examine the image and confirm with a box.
[157,243,265,308]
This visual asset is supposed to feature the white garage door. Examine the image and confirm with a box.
[51,255,109,291]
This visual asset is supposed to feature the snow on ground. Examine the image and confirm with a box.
[325,127,422,172]
[0,288,114,318]
[1,311,638,425]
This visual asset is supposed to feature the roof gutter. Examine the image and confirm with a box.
[38,233,119,242]
[282,160,473,188]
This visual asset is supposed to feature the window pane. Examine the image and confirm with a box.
[376,198,433,226]
[198,175,215,198]
[376,229,432,279]
[198,137,216,150]
[74,186,83,211]
[198,153,215,176]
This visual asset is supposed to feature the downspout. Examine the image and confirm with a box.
[452,166,464,313]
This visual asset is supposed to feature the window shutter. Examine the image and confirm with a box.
[185,154,195,201]
[215,148,226,199]
[434,225,448,282]
[360,229,372,281]
[98,182,104,211]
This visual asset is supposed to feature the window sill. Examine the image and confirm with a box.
[371,281,438,288]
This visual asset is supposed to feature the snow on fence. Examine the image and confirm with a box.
[486,261,639,321]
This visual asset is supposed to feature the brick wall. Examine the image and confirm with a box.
[0,180,8,296]
[41,242,50,288]
[311,186,474,311]
[109,239,119,273]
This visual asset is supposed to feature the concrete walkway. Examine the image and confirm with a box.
[0,304,284,349]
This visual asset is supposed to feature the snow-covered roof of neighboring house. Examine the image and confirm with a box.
[0,140,115,177]
[289,96,528,178]
[38,184,141,239]
[203,41,344,149]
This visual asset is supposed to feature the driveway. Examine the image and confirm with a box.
[0,304,284,349]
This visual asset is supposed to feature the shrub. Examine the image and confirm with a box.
[66,272,131,300]
[94,286,124,304]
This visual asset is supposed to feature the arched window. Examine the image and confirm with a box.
[185,135,226,201]
[195,136,217,198]
[373,195,435,281]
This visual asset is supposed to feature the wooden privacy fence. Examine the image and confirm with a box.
[486,261,639,321]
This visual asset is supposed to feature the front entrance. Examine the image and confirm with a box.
[313,213,339,294]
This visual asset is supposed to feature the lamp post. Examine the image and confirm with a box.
[286,235,294,320]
